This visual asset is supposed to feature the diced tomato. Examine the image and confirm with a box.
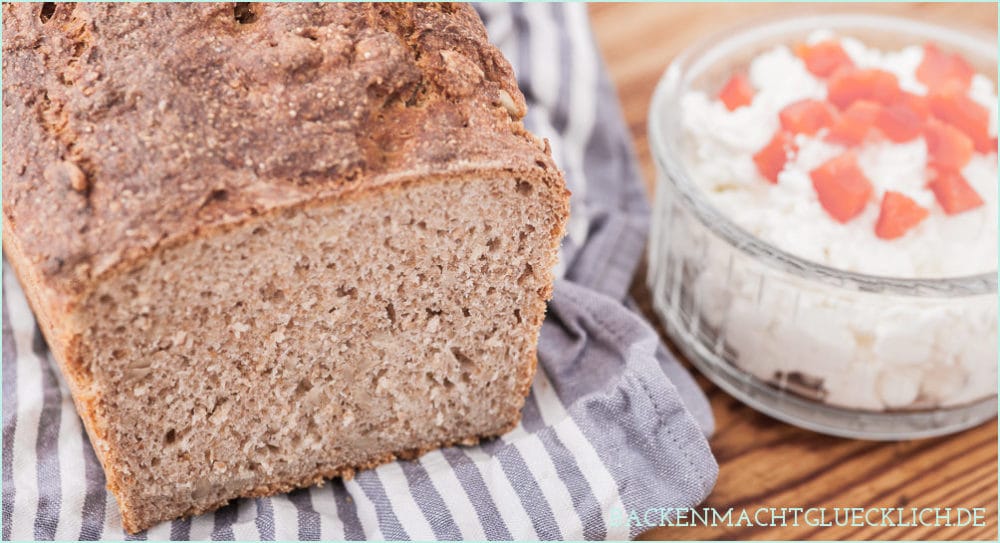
[928,170,984,214]
[917,43,975,93]
[874,191,929,240]
[753,131,797,183]
[928,91,993,153]
[795,40,854,78]
[875,102,926,142]
[900,92,931,121]
[826,100,881,146]
[718,73,755,111]
[809,152,874,223]
[924,118,974,170]
[779,99,838,135]
[827,68,902,109]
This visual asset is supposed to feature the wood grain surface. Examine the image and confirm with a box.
[587,3,999,540]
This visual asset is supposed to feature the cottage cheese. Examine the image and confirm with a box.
[665,32,998,410]
[681,33,998,277]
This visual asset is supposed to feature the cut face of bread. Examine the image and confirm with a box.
[66,172,565,532]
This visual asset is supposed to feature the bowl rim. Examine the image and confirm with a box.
[648,12,998,297]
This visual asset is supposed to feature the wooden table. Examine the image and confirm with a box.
[588,3,999,540]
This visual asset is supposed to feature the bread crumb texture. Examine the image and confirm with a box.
[2,2,568,533]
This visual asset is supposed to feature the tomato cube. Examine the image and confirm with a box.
[900,91,931,121]
[809,152,874,223]
[924,118,974,170]
[779,99,838,135]
[718,73,755,111]
[827,68,902,109]
[795,40,854,78]
[753,131,797,183]
[928,170,984,214]
[928,91,993,153]
[917,43,975,93]
[875,102,926,142]
[826,100,881,146]
[874,191,929,240]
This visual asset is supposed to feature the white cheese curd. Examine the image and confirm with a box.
[668,33,999,410]
[682,34,998,278]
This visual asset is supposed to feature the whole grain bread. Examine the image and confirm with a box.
[2,2,569,533]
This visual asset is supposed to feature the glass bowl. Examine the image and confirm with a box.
[647,13,998,440]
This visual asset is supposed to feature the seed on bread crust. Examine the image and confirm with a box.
[45,160,88,192]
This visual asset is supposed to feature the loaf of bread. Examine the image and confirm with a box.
[2,2,568,533]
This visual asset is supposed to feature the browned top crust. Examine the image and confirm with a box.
[2,2,557,302]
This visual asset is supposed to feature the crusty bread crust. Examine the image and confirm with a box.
[2,2,559,310]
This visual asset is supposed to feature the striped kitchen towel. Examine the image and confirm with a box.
[1,3,718,541]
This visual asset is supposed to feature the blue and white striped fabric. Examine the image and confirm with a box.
[2,4,718,540]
